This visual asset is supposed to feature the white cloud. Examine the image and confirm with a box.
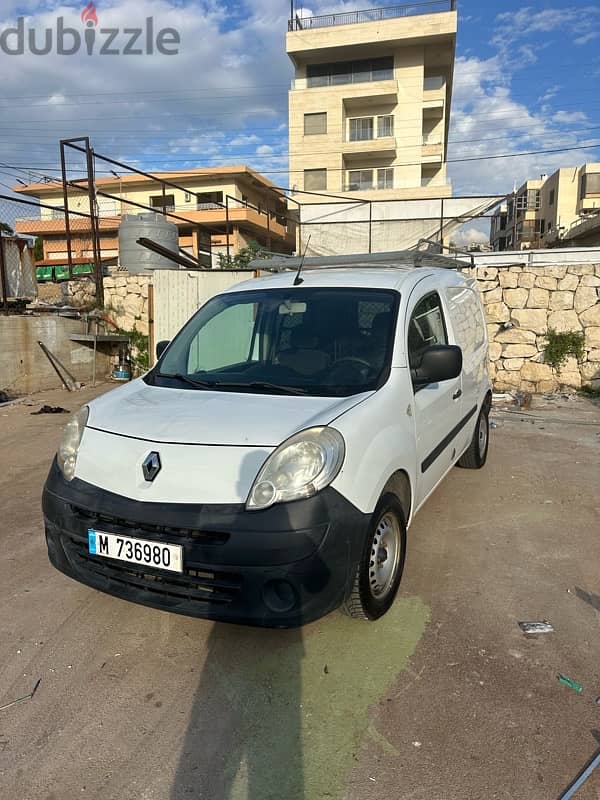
[492,5,600,52]
[553,110,588,125]
[574,31,600,45]
[450,225,489,249]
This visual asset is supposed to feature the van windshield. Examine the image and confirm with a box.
[151,287,399,397]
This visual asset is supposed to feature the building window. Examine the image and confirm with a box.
[516,193,527,212]
[196,191,224,208]
[527,189,540,210]
[540,219,545,235]
[349,115,394,141]
[580,172,600,197]
[347,169,374,191]
[307,56,393,88]
[346,168,393,191]
[377,168,394,190]
[377,115,394,138]
[549,188,555,206]
[304,112,327,135]
[349,117,374,141]
[150,194,175,211]
[304,169,327,192]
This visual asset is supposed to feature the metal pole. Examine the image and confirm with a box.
[84,138,104,306]
[0,228,9,315]
[368,201,373,253]
[439,197,444,249]
[60,140,74,279]
[225,195,231,262]
[162,184,167,215]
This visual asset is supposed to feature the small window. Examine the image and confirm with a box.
[347,169,373,191]
[408,293,448,377]
[349,117,374,141]
[196,191,223,208]
[377,115,394,138]
[549,188,555,206]
[377,168,393,190]
[304,169,327,192]
[580,172,600,197]
[304,112,327,135]
[540,219,545,235]
[150,194,175,212]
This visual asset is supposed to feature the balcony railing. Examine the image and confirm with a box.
[289,1,455,31]
[422,135,443,146]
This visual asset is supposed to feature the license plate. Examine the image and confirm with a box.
[88,529,183,573]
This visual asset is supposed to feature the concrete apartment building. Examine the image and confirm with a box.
[14,166,295,267]
[286,0,457,203]
[490,162,600,250]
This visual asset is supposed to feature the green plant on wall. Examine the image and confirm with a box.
[118,324,149,375]
[544,328,585,374]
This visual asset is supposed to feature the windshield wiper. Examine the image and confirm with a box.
[157,373,214,389]
[208,381,309,396]
[157,374,308,396]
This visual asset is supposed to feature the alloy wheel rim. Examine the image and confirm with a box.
[369,513,401,599]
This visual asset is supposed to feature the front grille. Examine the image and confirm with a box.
[70,505,230,546]
[63,533,243,607]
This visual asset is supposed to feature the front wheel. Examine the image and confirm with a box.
[457,403,489,469]
[342,494,407,621]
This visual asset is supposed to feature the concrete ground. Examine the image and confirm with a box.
[1,384,599,800]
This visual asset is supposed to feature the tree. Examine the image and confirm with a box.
[34,237,44,261]
[217,240,270,270]
[0,221,13,236]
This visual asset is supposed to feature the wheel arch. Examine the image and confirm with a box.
[381,469,413,526]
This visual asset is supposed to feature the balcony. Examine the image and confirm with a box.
[340,167,451,193]
[289,1,456,31]
[342,137,397,157]
[422,134,443,160]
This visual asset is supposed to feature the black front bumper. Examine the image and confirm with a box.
[42,461,369,628]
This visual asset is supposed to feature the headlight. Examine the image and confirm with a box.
[246,426,345,511]
[57,406,89,481]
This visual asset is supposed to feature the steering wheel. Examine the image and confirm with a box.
[329,357,373,382]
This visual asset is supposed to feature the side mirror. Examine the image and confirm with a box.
[156,340,170,360]
[412,345,462,387]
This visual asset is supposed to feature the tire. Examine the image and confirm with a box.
[342,493,407,621]
[457,402,490,469]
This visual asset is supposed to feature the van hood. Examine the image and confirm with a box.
[86,379,372,447]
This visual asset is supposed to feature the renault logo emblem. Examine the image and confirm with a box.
[142,452,161,482]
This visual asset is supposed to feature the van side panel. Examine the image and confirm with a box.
[330,368,417,516]
[445,283,491,437]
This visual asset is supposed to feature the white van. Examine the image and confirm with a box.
[43,257,491,627]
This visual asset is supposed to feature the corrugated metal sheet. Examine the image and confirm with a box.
[152,270,255,347]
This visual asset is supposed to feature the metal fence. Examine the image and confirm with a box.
[289,1,455,30]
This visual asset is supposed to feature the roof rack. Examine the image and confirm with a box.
[251,241,474,273]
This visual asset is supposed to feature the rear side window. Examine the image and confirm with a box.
[445,286,485,356]
[407,292,447,370]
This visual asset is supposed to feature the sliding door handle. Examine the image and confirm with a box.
[453,389,462,400]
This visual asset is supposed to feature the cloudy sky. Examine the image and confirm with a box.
[0,0,598,232]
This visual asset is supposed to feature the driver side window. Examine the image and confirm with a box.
[408,293,448,373]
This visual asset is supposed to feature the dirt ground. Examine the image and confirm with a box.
[0,383,599,800]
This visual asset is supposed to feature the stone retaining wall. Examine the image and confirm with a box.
[103,273,151,336]
[462,263,600,392]
[56,274,151,337]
